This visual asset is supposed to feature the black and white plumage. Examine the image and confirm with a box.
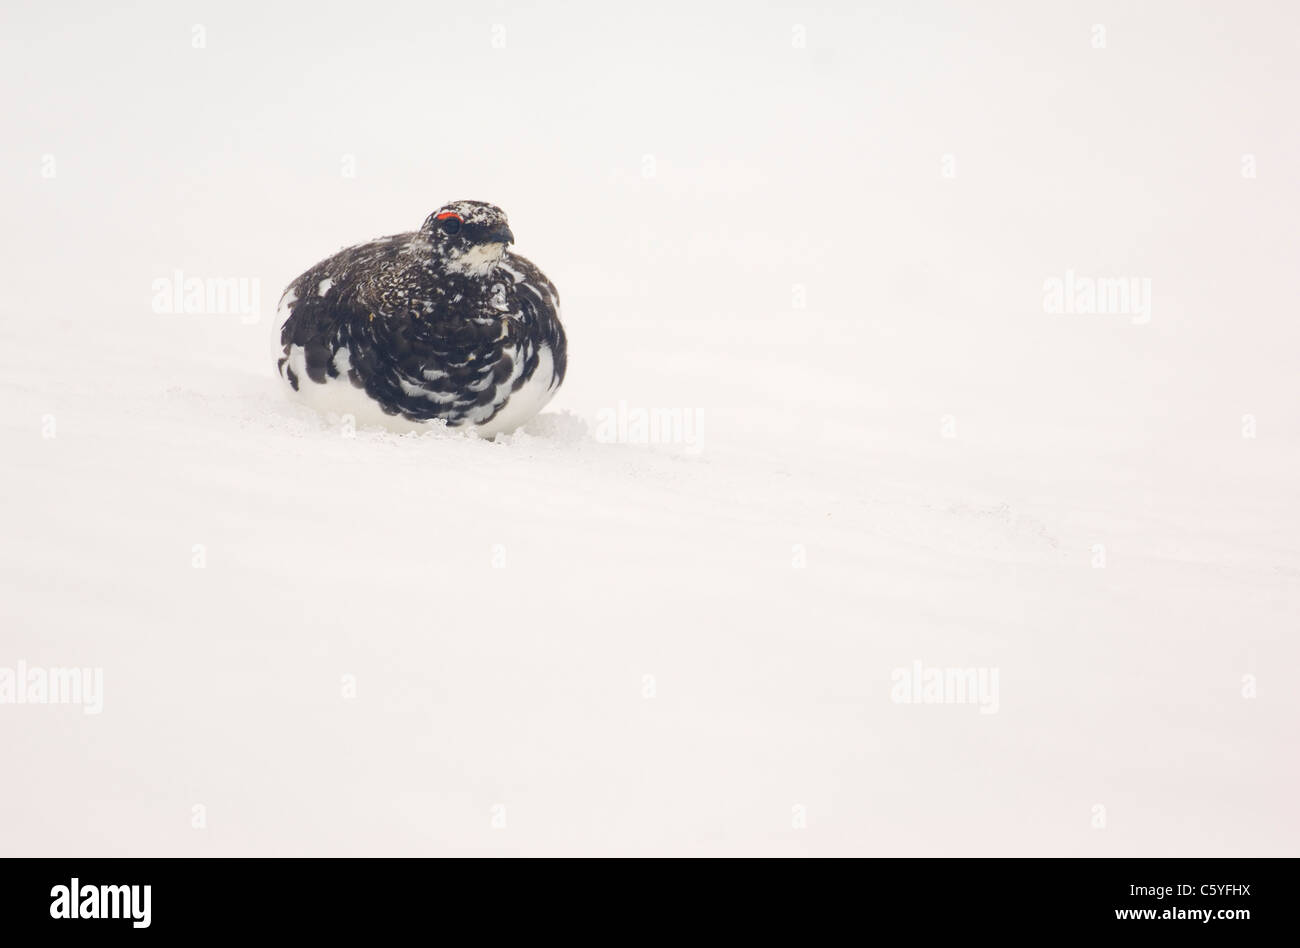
[276,200,566,436]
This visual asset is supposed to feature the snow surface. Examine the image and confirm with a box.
[1,1,1298,855]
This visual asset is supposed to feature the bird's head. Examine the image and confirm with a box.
[421,200,514,275]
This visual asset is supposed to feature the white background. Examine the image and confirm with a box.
[2,0,1297,855]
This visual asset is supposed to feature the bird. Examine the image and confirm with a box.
[275,200,566,437]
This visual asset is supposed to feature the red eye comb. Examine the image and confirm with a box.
[435,211,463,222]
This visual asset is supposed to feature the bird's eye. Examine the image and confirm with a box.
[435,212,463,235]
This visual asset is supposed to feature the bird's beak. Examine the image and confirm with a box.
[487,225,515,245]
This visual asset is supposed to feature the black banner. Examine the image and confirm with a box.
[0,857,1284,936]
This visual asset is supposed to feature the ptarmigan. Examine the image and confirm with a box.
[276,200,566,436]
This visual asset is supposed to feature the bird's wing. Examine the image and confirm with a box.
[500,252,567,389]
[278,234,521,424]
[276,234,406,389]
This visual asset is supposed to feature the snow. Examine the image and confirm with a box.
[1,1,1298,856]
